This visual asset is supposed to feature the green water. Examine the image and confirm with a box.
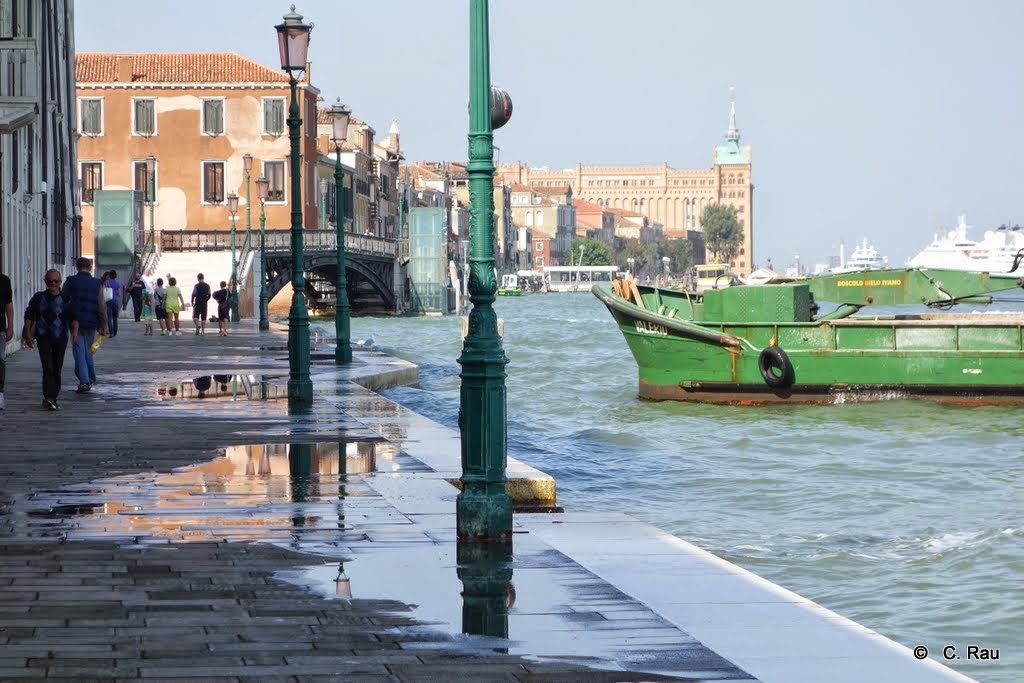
[328,293,1022,682]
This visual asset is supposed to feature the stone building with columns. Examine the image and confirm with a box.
[496,99,753,275]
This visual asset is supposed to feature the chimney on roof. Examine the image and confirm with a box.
[116,55,134,83]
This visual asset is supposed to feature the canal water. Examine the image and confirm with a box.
[316,292,1021,682]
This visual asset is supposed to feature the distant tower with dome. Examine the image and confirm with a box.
[496,91,754,275]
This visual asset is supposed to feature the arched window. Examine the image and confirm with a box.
[526,211,533,226]
[536,211,544,227]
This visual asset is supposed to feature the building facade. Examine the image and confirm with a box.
[0,0,79,354]
[75,52,323,256]
[496,98,753,275]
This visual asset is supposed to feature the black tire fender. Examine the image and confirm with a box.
[758,346,793,388]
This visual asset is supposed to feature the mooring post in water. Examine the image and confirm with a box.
[457,0,513,540]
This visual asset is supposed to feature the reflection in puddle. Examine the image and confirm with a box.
[7,447,738,679]
[156,374,288,401]
[11,440,431,545]
[220,441,380,477]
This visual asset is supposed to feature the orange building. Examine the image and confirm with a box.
[75,52,322,256]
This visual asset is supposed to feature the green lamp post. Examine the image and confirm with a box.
[256,174,270,330]
[145,154,156,248]
[243,153,253,244]
[457,0,514,541]
[330,98,351,364]
[228,190,240,322]
[275,5,313,403]
[227,192,240,311]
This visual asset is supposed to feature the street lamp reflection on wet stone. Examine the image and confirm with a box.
[274,4,313,403]
[256,174,270,330]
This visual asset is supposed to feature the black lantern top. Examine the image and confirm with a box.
[275,5,312,73]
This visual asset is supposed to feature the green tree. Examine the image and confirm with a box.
[701,203,743,265]
[617,238,657,276]
[657,236,693,276]
[569,238,612,266]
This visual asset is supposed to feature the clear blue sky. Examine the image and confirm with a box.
[76,1,1024,267]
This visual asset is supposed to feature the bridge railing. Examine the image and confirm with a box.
[263,229,399,258]
[161,230,235,251]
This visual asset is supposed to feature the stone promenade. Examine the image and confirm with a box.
[0,320,729,681]
[0,319,974,682]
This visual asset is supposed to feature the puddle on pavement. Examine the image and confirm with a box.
[157,374,289,401]
[7,444,724,678]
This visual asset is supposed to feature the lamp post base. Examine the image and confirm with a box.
[456,483,512,541]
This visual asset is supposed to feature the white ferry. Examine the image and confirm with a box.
[907,214,1024,273]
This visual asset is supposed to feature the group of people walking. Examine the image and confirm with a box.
[0,260,235,411]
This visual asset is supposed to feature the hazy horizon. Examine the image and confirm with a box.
[75,0,1024,267]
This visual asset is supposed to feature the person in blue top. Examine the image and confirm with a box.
[62,257,107,394]
[104,270,122,338]
[22,269,76,410]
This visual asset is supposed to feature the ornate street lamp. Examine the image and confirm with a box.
[228,191,240,322]
[457,0,513,541]
[275,4,313,403]
[256,175,270,330]
[145,154,156,248]
[662,255,671,278]
[330,98,351,364]
[627,257,635,276]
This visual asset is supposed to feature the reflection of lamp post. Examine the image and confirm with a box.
[256,175,270,330]
[275,5,313,403]
[330,98,351,364]
[458,0,513,541]
[318,177,328,230]
[227,192,240,322]
[145,154,156,248]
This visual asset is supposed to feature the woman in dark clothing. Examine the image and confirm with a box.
[22,269,74,410]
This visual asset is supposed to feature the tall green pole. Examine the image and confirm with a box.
[258,198,269,330]
[229,212,239,322]
[457,0,511,541]
[286,75,312,403]
[334,147,351,364]
[148,173,155,249]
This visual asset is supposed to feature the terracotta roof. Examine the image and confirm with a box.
[573,199,605,213]
[509,183,532,193]
[76,52,289,84]
[531,184,572,195]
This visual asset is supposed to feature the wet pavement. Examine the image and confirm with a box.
[0,320,972,681]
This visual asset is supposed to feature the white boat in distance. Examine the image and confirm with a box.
[907,214,1024,273]
[830,237,889,273]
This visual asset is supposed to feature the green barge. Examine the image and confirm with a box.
[593,268,1024,404]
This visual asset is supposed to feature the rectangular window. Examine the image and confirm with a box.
[80,98,103,135]
[535,241,543,252]
[201,98,224,136]
[133,161,156,202]
[202,161,225,204]
[262,98,285,136]
[264,160,286,202]
[133,98,156,136]
[81,162,102,204]
[536,257,544,267]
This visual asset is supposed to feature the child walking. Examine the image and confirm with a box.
[142,290,154,335]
